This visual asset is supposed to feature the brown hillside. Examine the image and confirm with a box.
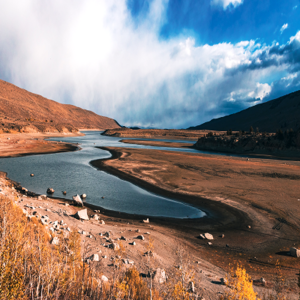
[188,90,300,132]
[0,79,119,133]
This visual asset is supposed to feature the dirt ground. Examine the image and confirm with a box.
[0,132,82,157]
[90,146,300,294]
[0,133,299,299]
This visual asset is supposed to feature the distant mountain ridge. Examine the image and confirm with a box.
[0,79,119,133]
[188,90,300,133]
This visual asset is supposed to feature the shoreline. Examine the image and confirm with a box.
[90,147,252,230]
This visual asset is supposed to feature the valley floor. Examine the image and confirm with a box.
[0,132,299,299]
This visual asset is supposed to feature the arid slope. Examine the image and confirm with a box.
[0,79,120,133]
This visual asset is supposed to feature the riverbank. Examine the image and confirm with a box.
[90,146,300,289]
[0,132,83,158]
[120,139,195,149]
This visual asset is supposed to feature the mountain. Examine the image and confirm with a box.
[0,80,119,133]
[188,90,300,133]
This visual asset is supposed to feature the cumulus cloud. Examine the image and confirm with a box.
[211,0,243,10]
[0,0,299,128]
[280,23,288,34]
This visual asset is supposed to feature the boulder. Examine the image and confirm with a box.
[199,234,205,239]
[143,218,149,223]
[51,237,59,245]
[47,188,55,194]
[290,247,300,258]
[101,275,108,282]
[75,209,89,221]
[152,268,167,284]
[93,214,99,221]
[72,194,83,207]
[63,191,67,195]
[81,193,87,199]
[110,243,120,250]
[204,233,214,240]
[137,235,145,240]
[89,254,99,262]
[30,174,34,177]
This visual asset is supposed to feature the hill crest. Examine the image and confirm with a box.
[188,90,300,132]
[0,79,119,133]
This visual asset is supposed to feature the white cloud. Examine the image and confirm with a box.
[0,0,298,128]
[293,5,298,10]
[211,0,243,10]
[280,23,288,34]
[248,83,271,101]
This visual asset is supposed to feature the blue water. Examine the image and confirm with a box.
[0,131,208,219]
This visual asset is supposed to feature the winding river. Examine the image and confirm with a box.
[0,131,232,219]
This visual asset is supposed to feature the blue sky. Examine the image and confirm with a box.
[0,0,299,128]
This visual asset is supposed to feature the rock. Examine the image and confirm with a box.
[131,241,136,246]
[188,281,195,293]
[221,234,225,238]
[204,233,214,240]
[101,275,108,282]
[22,187,28,193]
[40,194,47,199]
[72,194,83,207]
[65,203,69,206]
[290,247,300,258]
[89,254,99,262]
[220,278,228,285]
[260,278,266,286]
[30,174,34,177]
[100,220,105,225]
[199,234,205,239]
[152,268,167,284]
[123,259,134,265]
[81,193,87,199]
[47,188,55,194]
[63,191,67,195]
[207,242,212,245]
[120,236,127,241]
[66,227,71,232]
[137,235,144,240]
[75,209,89,221]
[87,235,93,238]
[93,214,99,221]
[51,237,59,245]
[110,243,120,250]
[101,196,105,199]
[143,218,149,223]
[248,225,251,229]
[104,232,110,237]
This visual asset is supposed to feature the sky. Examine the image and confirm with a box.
[0,0,299,128]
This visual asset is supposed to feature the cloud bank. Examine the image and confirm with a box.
[0,0,299,128]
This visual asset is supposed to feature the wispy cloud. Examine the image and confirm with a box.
[0,0,299,128]
[293,5,298,10]
[280,23,288,34]
[211,0,243,10]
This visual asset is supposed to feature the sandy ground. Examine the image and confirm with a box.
[0,133,299,298]
[121,139,195,148]
[0,132,82,157]
[90,147,300,295]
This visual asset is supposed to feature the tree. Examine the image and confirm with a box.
[250,126,254,134]
[221,265,260,300]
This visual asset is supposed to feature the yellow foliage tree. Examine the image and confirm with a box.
[221,265,260,300]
